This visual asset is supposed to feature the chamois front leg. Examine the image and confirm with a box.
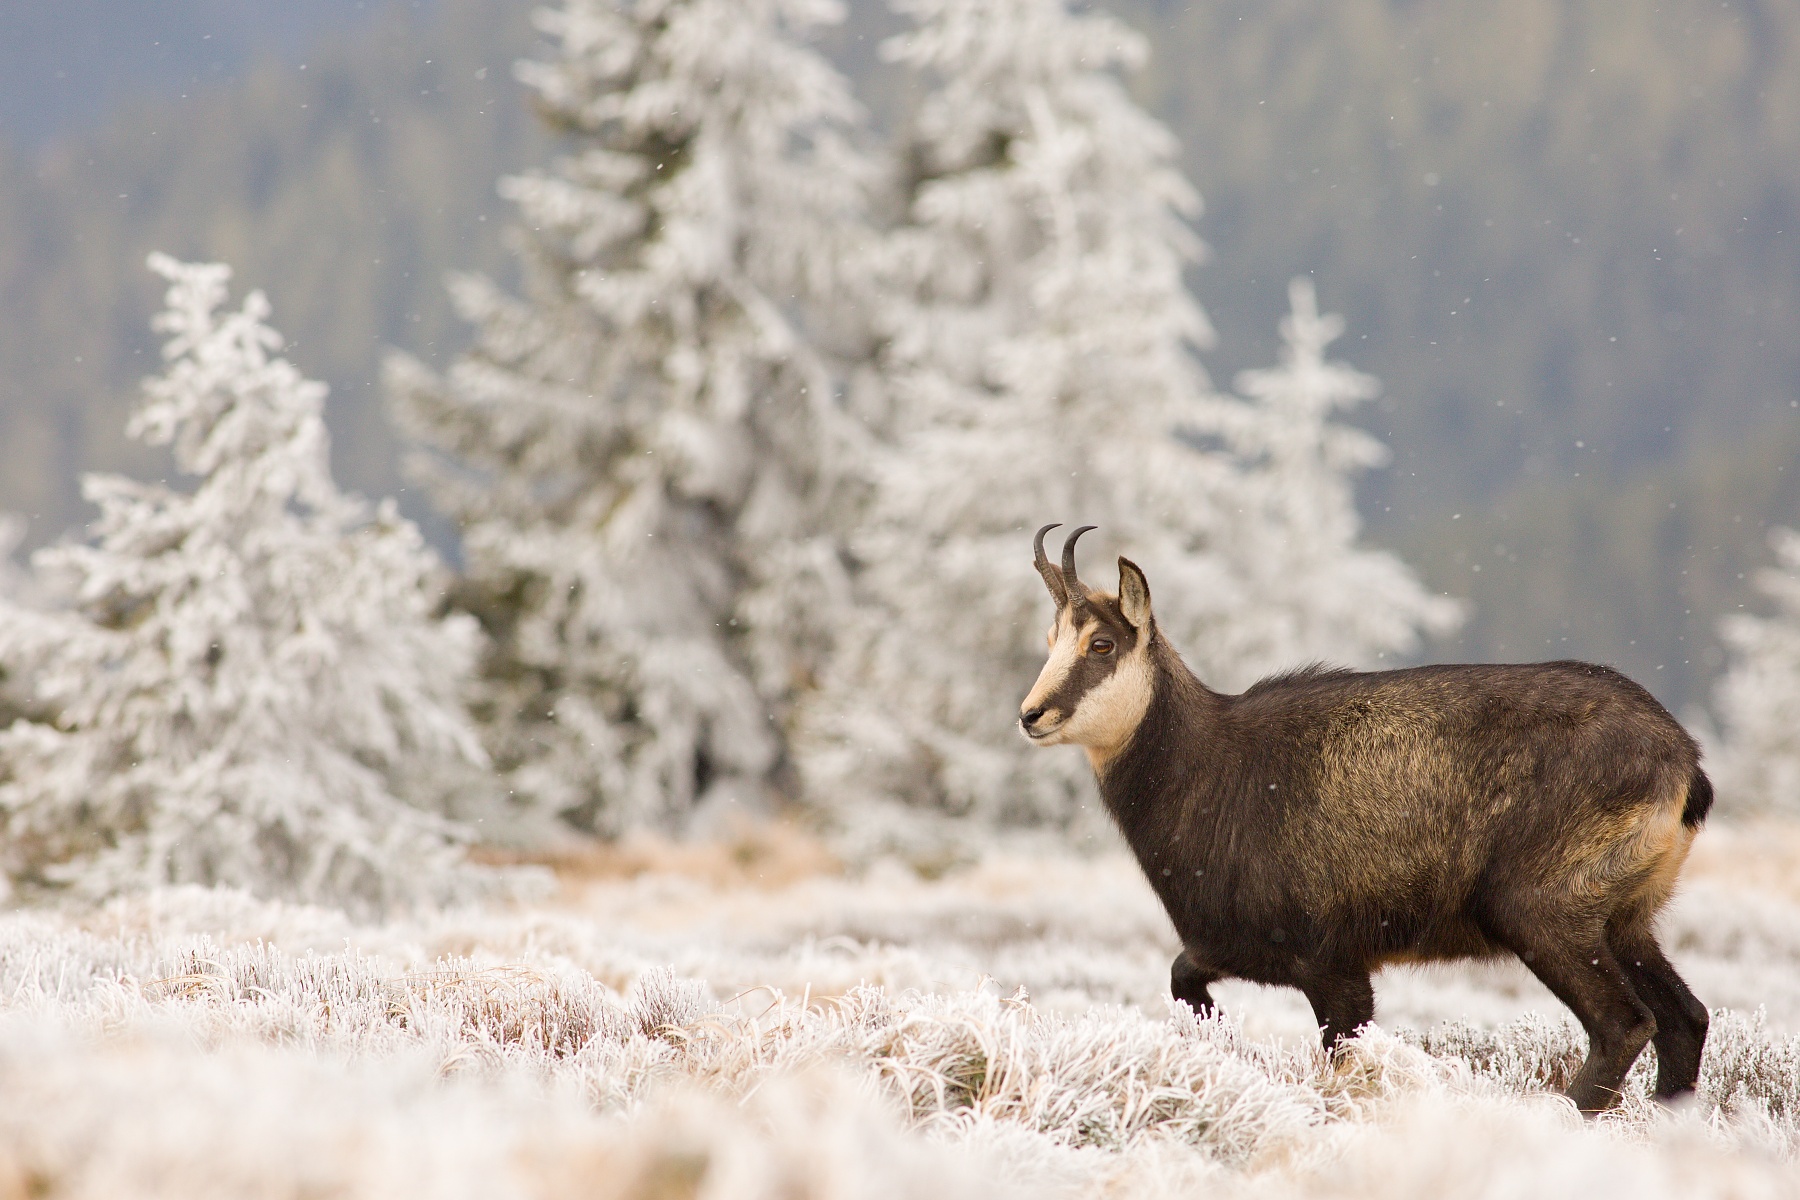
[1300,970,1376,1051]
[1171,950,1219,1017]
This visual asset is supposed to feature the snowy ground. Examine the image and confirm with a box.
[3,820,1800,1198]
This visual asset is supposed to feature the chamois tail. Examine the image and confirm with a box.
[1682,766,1714,829]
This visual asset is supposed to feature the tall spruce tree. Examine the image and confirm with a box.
[0,257,494,912]
[389,0,871,834]
[796,0,1459,839]
[1213,278,1464,676]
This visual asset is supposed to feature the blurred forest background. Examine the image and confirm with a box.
[2,0,1797,717]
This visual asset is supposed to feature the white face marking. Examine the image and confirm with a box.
[1066,645,1154,771]
[1020,599,1155,769]
[1021,608,1085,740]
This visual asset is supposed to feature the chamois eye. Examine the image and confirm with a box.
[1091,638,1115,655]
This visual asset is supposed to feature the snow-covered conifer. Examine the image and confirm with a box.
[1712,527,1800,813]
[800,0,1236,832]
[389,0,871,835]
[1211,278,1464,676]
[0,256,494,913]
[797,0,1459,837]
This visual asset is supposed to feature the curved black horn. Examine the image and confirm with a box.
[1033,523,1067,605]
[1061,525,1098,596]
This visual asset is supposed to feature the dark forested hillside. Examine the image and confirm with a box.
[1108,0,1800,709]
[2,0,1797,713]
[0,0,416,147]
[0,0,545,542]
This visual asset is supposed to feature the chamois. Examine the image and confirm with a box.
[1020,524,1711,1113]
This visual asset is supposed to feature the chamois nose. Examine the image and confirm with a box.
[1021,706,1048,730]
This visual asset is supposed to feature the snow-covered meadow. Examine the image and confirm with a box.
[9,0,1800,1195]
[4,820,1800,1199]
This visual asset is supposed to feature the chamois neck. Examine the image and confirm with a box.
[1094,637,1224,822]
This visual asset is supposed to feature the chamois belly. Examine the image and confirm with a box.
[1170,893,1505,987]
[1155,828,1511,984]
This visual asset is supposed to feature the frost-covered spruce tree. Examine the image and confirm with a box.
[0,256,494,913]
[1712,528,1800,813]
[800,0,1237,833]
[1212,279,1464,676]
[798,0,1458,837]
[389,0,870,835]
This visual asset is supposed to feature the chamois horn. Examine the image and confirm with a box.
[1034,524,1068,606]
[1061,525,1098,600]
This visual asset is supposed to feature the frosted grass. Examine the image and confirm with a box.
[2,838,1800,1196]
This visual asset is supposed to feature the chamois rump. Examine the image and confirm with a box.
[1019,524,1711,1113]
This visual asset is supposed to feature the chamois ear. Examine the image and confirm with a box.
[1118,557,1153,630]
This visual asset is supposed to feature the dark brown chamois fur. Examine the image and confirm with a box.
[1020,525,1710,1114]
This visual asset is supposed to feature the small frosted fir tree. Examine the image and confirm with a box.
[1213,278,1464,679]
[390,0,871,835]
[1712,527,1800,813]
[0,256,496,913]
[798,0,1460,839]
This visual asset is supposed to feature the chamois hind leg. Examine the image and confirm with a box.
[1608,921,1708,1099]
[1505,930,1656,1114]
[1299,970,1375,1052]
[1171,950,1219,1017]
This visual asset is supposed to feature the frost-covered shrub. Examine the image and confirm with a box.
[1403,1013,1590,1097]
[389,0,871,836]
[0,256,499,914]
